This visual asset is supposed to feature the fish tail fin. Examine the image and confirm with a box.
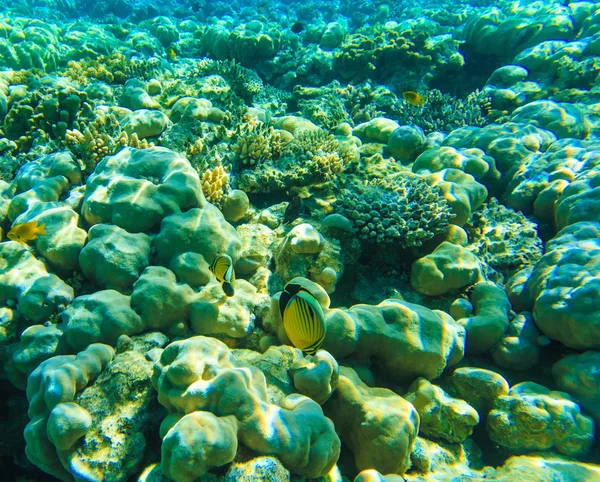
[37,223,46,235]
[222,282,235,297]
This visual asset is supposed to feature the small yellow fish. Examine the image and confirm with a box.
[168,47,177,62]
[209,254,235,296]
[403,91,425,107]
[279,282,326,355]
[7,220,46,244]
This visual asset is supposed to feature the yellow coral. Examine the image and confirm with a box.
[64,111,153,172]
[232,114,284,165]
[202,163,229,204]
[66,53,156,86]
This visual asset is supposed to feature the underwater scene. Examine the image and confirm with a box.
[0,0,600,480]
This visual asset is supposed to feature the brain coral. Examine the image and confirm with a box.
[333,174,454,248]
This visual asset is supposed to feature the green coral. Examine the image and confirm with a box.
[391,89,491,134]
[465,198,543,280]
[235,127,356,193]
[333,174,454,248]
[294,81,384,130]
[65,52,161,85]
[190,58,263,102]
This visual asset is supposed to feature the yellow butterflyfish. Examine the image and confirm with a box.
[209,254,235,297]
[402,91,425,107]
[279,281,326,355]
[7,220,46,244]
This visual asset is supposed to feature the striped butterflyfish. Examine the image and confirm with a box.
[209,254,235,296]
[280,282,326,355]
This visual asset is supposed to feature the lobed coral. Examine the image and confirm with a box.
[152,335,340,480]
[487,381,595,457]
[1,4,599,482]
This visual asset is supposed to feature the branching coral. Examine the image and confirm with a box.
[391,89,491,134]
[235,128,356,193]
[64,110,153,174]
[231,114,284,166]
[201,162,229,206]
[65,53,161,85]
[190,58,263,101]
[333,174,454,248]
[294,81,384,129]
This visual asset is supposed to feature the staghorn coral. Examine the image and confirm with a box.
[333,173,454,248]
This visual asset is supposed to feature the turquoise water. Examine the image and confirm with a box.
[0,0,599,481]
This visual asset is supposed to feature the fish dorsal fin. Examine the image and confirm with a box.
[279,282,304,317]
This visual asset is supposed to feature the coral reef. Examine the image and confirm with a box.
[0,2,599,482]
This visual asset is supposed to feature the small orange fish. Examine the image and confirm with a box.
[403,91,425,107]
[168,47,177,62]
[7,220,46,244]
